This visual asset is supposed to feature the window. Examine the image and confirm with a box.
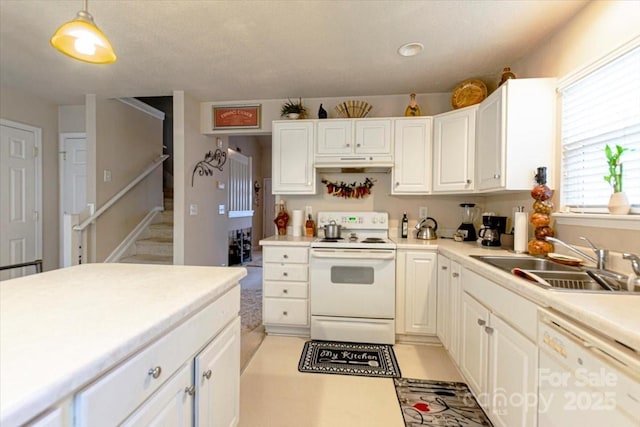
[559,42,640,213]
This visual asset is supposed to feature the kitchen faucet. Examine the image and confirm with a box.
[544,236,608,269]
[623,253,640,275]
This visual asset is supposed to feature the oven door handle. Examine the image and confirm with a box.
[311,250,395,260]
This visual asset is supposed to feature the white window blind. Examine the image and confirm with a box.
[560,45,640,211]
[228,149,254,218]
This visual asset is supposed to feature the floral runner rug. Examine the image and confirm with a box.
[395,378,492,426]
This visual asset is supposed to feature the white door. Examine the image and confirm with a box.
[404,251,437,334]
[61,133,87,215]
[0,120,41,280]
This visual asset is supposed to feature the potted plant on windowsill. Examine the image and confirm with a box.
[604,144,630,214]
[280,98,307,119]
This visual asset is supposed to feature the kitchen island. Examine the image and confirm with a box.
[0,263,246,427]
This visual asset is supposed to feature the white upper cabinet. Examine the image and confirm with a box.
[476,78,556,192]
[272,121,316,194]
[316,120,353,155]
[392,117,432,194]
[315,118,392,165]
[433,105,477,192]
[354,119,392,155]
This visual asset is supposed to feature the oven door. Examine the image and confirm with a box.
[310,248,396,319]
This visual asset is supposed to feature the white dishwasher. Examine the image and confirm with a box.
[538,309,640,426]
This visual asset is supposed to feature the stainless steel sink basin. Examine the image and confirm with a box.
[471,255,639,293]
[470,255,580,273]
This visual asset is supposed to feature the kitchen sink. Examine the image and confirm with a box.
[471,255,639,293]
[470,255,580,273]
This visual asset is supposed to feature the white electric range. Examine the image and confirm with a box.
[310,211,396,344]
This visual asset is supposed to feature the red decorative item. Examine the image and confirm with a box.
[413,402,430,412]
[321,177,376,199]
[274,200,289,235]
[528,167,554,255]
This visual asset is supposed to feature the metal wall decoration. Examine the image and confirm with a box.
[321,177,376,198]
[191,149,227,186]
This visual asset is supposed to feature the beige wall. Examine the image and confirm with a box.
[496,0,640,254]
[0,85,59,271]
[91,98,163,261]
[175,91,229,266]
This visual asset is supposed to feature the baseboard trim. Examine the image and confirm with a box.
[106,206,163,263]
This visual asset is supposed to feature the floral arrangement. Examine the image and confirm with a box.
[604,144,628,193]
[321,177,375,198]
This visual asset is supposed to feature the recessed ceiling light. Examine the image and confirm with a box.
[397,42,424,57]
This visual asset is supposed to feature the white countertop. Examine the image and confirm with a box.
[259,235,316,246]
[259,233,640,353]
[395,237,640,353]
[0,263,246,427]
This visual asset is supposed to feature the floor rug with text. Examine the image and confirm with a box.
[298,340,401,378]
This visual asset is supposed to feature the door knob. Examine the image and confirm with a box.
[184,385,195,396]
[148,366,162,379]
[203,369,212,380]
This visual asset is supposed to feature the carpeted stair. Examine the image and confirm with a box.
[120,194,173,265]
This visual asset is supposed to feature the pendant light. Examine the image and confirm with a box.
[50,0,116,64]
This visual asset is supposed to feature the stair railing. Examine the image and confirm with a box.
[69,154,169,265]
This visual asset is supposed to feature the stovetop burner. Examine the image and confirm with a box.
[362,237,385,243]
[319,237,344,243]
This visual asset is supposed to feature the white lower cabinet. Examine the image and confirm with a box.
[460,269,538,427]
[436,254,461,363]
[195,317,241,427]
[75,286,241,427]
[121,362,193,427]
[262,245,309,336]
[396,250,437,337]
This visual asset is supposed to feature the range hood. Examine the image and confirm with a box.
[314,155,393,173]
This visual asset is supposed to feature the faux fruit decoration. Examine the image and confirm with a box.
[528,167,554,255]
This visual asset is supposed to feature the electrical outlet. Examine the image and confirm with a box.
[189,204,198,216]
[103,169,111,182]
[218,204,225,215]
[419,207,428,218]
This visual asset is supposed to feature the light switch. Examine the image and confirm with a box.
[103,169,112,182]
[189,204,198,216]
[217,181,225,190]
[218,204,225,215]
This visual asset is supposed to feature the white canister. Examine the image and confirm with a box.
[514,208,528,253]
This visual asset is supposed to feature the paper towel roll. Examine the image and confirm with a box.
[514,211,528,253]
[292,210,303,236]
[292,210,303,225]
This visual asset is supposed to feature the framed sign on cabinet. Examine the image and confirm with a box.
[212,104,261,130]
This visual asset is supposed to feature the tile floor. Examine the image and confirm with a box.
[239,335,463,426]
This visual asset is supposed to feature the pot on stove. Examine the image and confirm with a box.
[323,220,342,239]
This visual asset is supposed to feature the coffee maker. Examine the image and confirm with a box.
[457,203,480,241]
[479,215,508,247]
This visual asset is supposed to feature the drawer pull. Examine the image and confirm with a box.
[441,266,448,270]
[203,369,212,380]
[283,311,288,316]
[148,366,162,379]
[283,289,288,294]
[283,272,288,277]
[477,319,486,326]
[185,385,195,396]
[452,272,459,278]
[283,254,289,259]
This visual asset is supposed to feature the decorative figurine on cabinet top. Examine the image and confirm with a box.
[404,93,422,116]
[318,104,328,119]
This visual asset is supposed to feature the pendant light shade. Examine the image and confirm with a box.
[50,1,116,64]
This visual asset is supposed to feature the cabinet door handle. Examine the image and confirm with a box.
[203,369,212,380]
[452,272,459,278]
[184,385,195,396]
[356,144,361,147]
[395,182,399,187]
[477,319,486,326]
[148,366,162,379]
[466,179,472,184]
[493,173,501,179]
[485,326,494,334]
[441,266,448,270]
[346,143,350,147]
[283,311,288,316]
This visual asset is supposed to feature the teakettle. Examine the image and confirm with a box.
[415,217,438,240]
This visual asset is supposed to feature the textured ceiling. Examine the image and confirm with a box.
[0,0,588,105]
